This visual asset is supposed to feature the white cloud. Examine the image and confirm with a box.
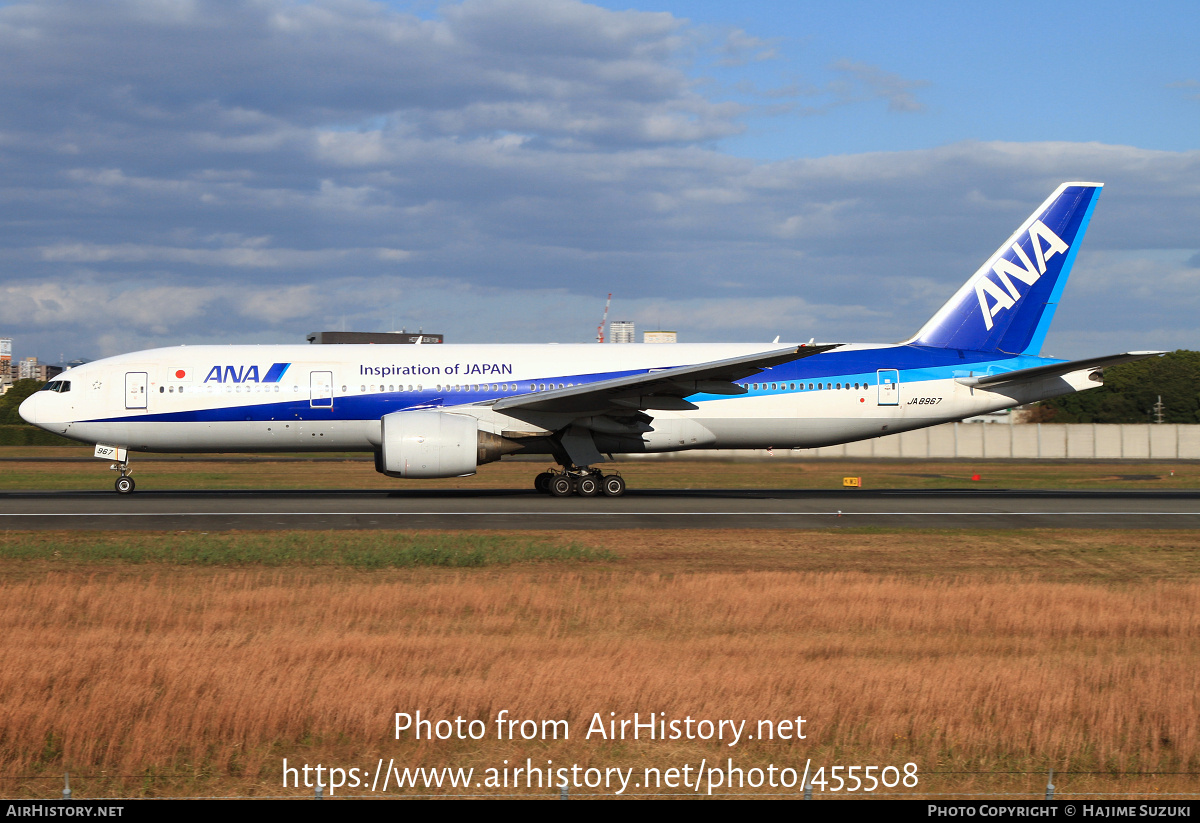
[0,1,1196,363]
[829,60,930,113]
[35,243,384,268]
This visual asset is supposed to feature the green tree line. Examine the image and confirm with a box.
[0,379,44,425]
[0,379,78,444]
[1029,350,1200,423]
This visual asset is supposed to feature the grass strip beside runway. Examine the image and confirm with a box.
[5,449,1200,491]
[0,528,1193,581]
[0,530,612,568]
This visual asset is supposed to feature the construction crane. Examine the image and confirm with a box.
[596,292,612,343]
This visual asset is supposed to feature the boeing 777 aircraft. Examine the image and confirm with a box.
[20,182,1160,496]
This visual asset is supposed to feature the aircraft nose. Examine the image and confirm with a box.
[18,392,40,426]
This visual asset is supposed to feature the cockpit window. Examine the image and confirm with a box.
[40,381,71,393]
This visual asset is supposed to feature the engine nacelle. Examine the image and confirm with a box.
[379,411,479,478]
[379,411,523,478]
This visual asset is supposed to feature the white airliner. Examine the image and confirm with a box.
[20,182,1160,496]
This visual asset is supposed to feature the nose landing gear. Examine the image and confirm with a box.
[110,457,135,494]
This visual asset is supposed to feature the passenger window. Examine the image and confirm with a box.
[160,386,165,393]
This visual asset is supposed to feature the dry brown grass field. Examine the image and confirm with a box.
[0,528,1197,799]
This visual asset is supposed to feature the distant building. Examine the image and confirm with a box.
[643,330,677,343]
[306,331,443,344]
[962,408,1013,424]
[0,337,10,386]
[609,321,635,344]
[17,356,39,380]
[11,357,58,382]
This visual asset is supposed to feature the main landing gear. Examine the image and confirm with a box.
[534,469,625,497]
[110,457,135,494]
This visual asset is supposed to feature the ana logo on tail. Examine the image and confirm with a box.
[974,219,1069,330]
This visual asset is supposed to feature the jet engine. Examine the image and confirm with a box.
[378,411,521,478]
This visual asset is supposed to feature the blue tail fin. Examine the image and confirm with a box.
[908,182,1102,355]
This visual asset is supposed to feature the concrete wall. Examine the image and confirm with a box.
[627,424,1200,460]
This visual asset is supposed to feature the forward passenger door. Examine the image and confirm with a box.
[309,371,334,409]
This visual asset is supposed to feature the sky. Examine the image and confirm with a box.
[0,0,1197,363]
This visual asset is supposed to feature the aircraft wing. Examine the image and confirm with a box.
[490,344,841,416]
[955,351,1165,389]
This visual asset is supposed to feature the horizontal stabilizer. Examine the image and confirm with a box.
[955,351,1165,389]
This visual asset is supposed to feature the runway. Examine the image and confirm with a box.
[3,488,1200,529]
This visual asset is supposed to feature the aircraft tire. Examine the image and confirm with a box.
[115,476,135,495]
[534,472,554,493]
[601,475,625,497]
[577,475,600,497]
[549,476,574,497]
